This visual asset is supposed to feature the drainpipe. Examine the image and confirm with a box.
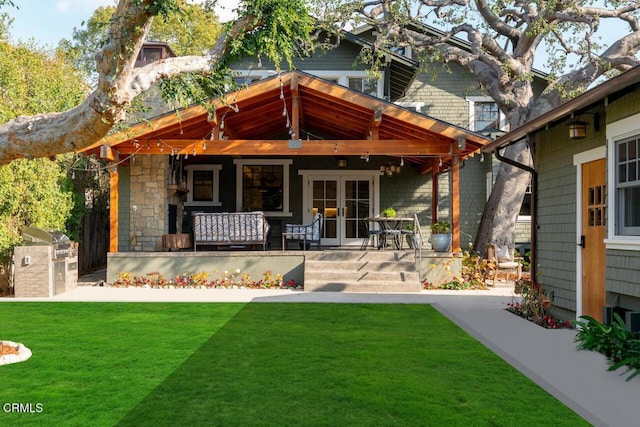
[494,138,538,284]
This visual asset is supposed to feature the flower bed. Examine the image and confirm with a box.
[112,270,299,290]
[423,251,489,290]
[506,277,571,329]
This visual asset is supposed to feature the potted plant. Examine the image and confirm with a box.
[430,221,452,252]
[381,207,397,218]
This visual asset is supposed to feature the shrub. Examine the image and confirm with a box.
[574,314,640,381]
[507,277,570,329]
[422,251,488,290]
[430,221,451,234]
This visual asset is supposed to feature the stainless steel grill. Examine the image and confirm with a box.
[22,227,75,260]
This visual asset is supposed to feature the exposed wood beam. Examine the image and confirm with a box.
[291,75,300,140]
[369,108,383,140]
[207,112,221,140]
[116,139,453,156]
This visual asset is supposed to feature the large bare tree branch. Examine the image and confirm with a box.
[332,0,640,254]
[0,0,258,165]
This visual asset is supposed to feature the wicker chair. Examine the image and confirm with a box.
[486,243,522,283]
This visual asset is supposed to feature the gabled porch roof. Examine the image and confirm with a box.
[83,70,488,173]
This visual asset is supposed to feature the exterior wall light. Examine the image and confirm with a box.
[569,120,588,140]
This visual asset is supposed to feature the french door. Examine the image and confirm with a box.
[303,172,378,246]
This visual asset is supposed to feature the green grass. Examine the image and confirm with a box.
[0,303,587,426]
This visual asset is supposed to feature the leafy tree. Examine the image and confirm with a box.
[315,0,640,252]
[59,1,223,82]
[0,0,315,165]
[0,16,86,269]
[0,158,73,264]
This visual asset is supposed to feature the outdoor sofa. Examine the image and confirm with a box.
[193,212,270,251]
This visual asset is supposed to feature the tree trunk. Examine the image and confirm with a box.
[474,139,532,256]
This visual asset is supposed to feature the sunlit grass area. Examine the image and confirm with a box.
[0,303,587,426]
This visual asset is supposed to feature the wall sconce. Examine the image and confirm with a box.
[569,120,588,140]
[337,158,347,168]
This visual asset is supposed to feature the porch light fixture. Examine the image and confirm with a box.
[569,120,588,140]
[337,158,347,168]
[380,163,402,176]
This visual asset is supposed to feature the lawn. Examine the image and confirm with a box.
[0,303,587,426]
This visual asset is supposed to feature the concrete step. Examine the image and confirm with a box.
[303,280,422,293]
[305,270,419,283]
[304,260,416,272]
[304,250,415,262]
[302,250,421,293]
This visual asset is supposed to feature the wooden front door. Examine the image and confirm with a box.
[581,158,607,321]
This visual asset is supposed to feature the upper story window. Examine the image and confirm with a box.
[474,102,500,131]
[616,136,640,236]
[394,102,425,113]
[184,165,222,206]
[348,77,377,96]
[233,159,293,216]
[520,177,532,218]
[466,96,506,132]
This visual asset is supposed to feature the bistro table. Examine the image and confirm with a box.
[365,216,414,250]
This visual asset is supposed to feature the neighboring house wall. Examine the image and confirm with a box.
[398,63,484,128]
[534,106,604,317]
[460,156,492,250]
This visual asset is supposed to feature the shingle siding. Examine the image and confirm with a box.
[398,63,484,128]
[535,116,603,314]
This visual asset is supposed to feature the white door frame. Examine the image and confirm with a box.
[573,146,606,320]
[299,170,381,246]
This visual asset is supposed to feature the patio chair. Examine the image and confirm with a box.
[283,213,323,250]
[486,243,522,283]
[361,219,386,250]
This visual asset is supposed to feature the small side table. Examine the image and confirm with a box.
[282,231,306,251]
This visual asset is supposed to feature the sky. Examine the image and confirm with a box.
[1,1,631,74]
[5,0,240,46]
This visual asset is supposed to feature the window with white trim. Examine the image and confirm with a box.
[474,102,500,131]
[519,177,532,218]
[466,96,507,132]
[185,165,222,206]
[394,101,425,113]
[616,136,640,235]
[348,77,377,96]
[234,159,292,216]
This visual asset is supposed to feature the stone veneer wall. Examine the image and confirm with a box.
[128,155,169,251]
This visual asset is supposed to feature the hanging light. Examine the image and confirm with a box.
[569,120,588,140]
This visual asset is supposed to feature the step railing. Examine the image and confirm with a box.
[412,211,424,282]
